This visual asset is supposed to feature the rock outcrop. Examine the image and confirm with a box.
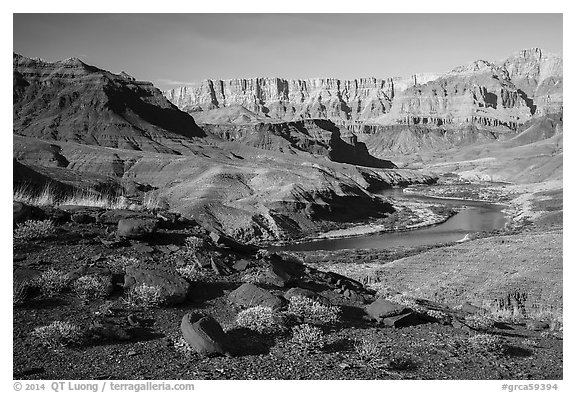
[13,53,205,154]
[203,119,397,169]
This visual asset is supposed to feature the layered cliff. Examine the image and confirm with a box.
[164,48,562,132]
[13,54,205,154]
[164,74,439,123]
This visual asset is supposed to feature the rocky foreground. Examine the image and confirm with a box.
[13,199,562,380]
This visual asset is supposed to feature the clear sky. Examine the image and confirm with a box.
[13,14,563,90]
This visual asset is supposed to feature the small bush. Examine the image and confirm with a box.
[236,306,287,335]
[13,280,31,305]
[427,309,449,321]
[354,338,382,361]
[34,269,70,297]
[240,270,262,284]
[465,314,495,331]
[386,294,427,313]
[184,236,205,252]
[125,284,163,308]
[106,255,139,273]
[31,321,84,348]
[521,339,538,347]
[468,334,504,353]
[73,275,110,302]
[290,324,325,352]
[177,264,204,281]
[287,296,340,324]
[14,219,56,241]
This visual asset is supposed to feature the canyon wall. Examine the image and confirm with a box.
[164,48,562,132]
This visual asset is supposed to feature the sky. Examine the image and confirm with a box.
[13,13,563,90]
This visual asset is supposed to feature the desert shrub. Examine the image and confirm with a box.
[465,314,495,331]
[125,284,163,308]
[13,280,31,305]
[14,219,56,241]
[31,321,84,348]
[177,264,204,281]
[34,269,70,297]
[73,275,110,302]
[239,270,262,284]
[106,255,139,273]
[184,236,205,252]
[468,334,504,353]
[236,306,287,334]
[287,295,340,324]
[386,293,427,313]
[290,324,325,351]
[354,338,382,361]
[521,339,538,347]
[426,309,449,321]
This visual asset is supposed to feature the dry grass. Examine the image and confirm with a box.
[14,219,56,241]
[31,321,84,348]
[14,183,162,211]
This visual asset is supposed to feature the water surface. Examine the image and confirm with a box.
[271,189,508,251]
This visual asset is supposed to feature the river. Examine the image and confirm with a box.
[270,188,509,252]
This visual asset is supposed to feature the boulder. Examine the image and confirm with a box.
[382,312,426,328]
[124,264,190,304]
[116,218,158,239]
[13,202,34,224]
[228,283,285,310]
[209,231,257,253]
[232,259,251,272]
[365,298,408,322]
[181,312,231,357]
[98,210,151,225]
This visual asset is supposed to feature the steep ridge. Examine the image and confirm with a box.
[498,48,563,116]
[202,119,397,169]
[13,53,205,154]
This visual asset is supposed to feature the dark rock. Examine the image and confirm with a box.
[526,320,549,331]
[181,312,231,357]
[116,218,158,239]
[98,210,152,225]
[124,264,190,304]
[232,259,251,271]
[284,287,331,306]
[366,298,408,322]
[258,265,291,287]
[71,212,96,224]
[88,320,132,341]
[382,312,427,328]
[13,201,37,224]
[41,207,71,224]
[209,231,257,253]
[228,283,285,310]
